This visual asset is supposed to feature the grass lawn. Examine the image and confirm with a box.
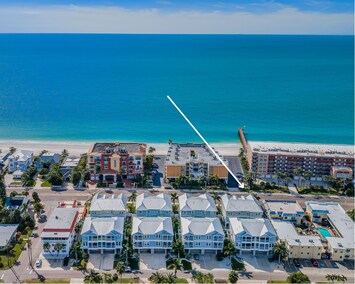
[114,278,139,283]
[24,278,70,283]
[231,257,245,271]
[0,230,32,269]
[9,181,22,185]
[176,278,189,283]
[266,281,288,284]
[41,181,52,187]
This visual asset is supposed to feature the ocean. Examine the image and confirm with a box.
[0,34,353,144]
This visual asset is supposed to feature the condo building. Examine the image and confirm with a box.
[229,218,276,255]
[240,133,354,179]
[263,200,305,224]
[41,208,79,259]
[87,142,146,183]
[271,220,323,260]
[305,201,354,261]
[165,143,228,181]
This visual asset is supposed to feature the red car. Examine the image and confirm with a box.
[311,259,318,267]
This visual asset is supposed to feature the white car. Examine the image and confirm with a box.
[35,259,42,267]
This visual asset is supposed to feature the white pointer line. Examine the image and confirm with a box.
[167,96,244,188]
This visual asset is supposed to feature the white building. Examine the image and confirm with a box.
[90,193,127,217]
[132,217,173,254]
[40,208,79,259]
[305,201,354,261]
[8,150,34,173]
[263,200,305,224]
[81,217,125,254]
[221,194,263,225]
[0,224,18,251]
[181,217,224,254]
[229,218,276,255]
[179,193,217,218]
[136,193,172,217]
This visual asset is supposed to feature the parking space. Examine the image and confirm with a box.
[139,253,166,270]
[242,255,284,273]
[191,254,229,270]
[341,260,354,270]
[37,257,65,270]
[284,260,299,273]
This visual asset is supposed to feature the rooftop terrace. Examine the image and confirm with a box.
[89,142,146,155]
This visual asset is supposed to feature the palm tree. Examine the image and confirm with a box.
[165,273,176,284]
[273,241,287,263]
[168,258,183,280]
[102,272,114,284]
[115,261,125,283]
[210,175,219,186]
[53,243,65,256]
[149,272,165,284]
[171,192,178,204]
[84,269,102,283]
[27,239,32,267]
[128,192,137,205]
[148,147,156,154]
[119,167,125,183]
[73,242,81,263]
[172,239,184,259]
[43,242,52,256]
[211,192,221,204]
[127,203,135,214]
[223,240,236,264]
[293,168,303,186]
[337,274,347,283]
[284,177,292,187]
[276,172,284,187]
[228,270,239,283]
[325,274,337,283]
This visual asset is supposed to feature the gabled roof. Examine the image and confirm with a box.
[0,224,18,247]
[132,217,173,235]
[181,217,223,236]
[179,193,217,212]
[136,193,172,211]
[221,194,262,214]
[9,150,33,162]
[81,217,124,236]
[90,193,127,212]
[229,218,276,237]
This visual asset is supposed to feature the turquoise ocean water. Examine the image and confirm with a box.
[0,34,353,144]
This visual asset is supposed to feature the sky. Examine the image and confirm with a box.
[0,0,354,34]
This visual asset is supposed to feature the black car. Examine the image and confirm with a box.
[293,259,301,267]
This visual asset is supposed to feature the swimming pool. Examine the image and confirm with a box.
[317,228,332,238]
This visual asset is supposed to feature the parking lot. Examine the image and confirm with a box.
[285,258,342,273]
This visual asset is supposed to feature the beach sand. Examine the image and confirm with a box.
[0,140,242,156]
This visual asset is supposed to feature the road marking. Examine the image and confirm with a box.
[1,274,4,279]
[29,269,33,274]
[167,95,244,188]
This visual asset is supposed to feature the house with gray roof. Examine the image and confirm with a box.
[61,156,80,181]
[36,153,61,170]
[179,193,217,218]
[263,200,305,224]
[136,193,172,217]
[81,217,125,254]
[132,217,173,254]
[221,194,263,225]
[181,217,224,254]
[0,224,19,251]
[5,195,29,215]
[8,150,33,173]
[229,218,276,255]
[90,193,127,217]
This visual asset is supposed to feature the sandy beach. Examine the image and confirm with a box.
[0,140,242,156]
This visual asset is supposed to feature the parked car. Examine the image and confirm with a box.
[194,254,199,261]
[152,163,159,169]
[293,259,301,267]
[35,259,42,268]
[311,259,318,267]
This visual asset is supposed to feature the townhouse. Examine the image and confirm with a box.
[132,217,173,254]
[229,218,276,255]
[87,142,146,183]
[181,217,224,254]
[136,193,172,217]
[221,194,263,226]
[61,156,80,182]
[81,217,125,254]
[36,152,61,170]
[305,201,354,261]
[263,200,305,224]
[8,150,34,173]
[90,193,127,217]
[41,208,79,259]
[165,143,229,182]
[179,193,217,218]
[271,220,323,259]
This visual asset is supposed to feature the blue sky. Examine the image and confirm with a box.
[0,0,353,34]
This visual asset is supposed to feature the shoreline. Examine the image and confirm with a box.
[0,139,242,156]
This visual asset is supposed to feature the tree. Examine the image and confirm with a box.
[167,258,183,279]
[53,243,65,256]
[115,261,125,283]
[165,273,176,284]
[325,274,347,284]
[172,239,184,259]
[102,272,114,284]
[128,192,137,205]
[293,168,303,185]
[127,203,136,214]
[71,169,81,186]
[9,147,16,154]
[192,272,214,284]
[61,149,69,162]
[33,202,44,216]
[43,242,52,256]
[276,172,285,187]
[149,272,165,284]
[148,147,156,154]
[223,239,236,264]
[273,241,287,263]
[229,270,239,283]
[73,241,82,263]
[47,163,63,186]
[32,192,41,203]
[211,192,221,204]
[287,272,310,283]
[0,179,6,204]
[84,269,102,284]
[284,176,292,186]
[171,192,178,204]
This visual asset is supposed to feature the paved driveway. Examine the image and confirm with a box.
[242,255,285,273]
[192,254,229,270]
[139,253,166,270]
[87,254,115,271]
